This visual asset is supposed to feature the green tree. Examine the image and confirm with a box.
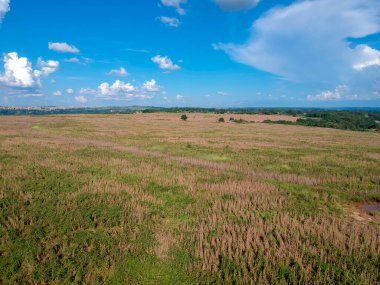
[181,114,188,121]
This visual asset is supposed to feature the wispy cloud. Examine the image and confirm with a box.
[217,91,228,96]
[151,55,180,71]
[157,16,181,27]
[48,42,80,53]
[75,95,87,103]
[213,0,259,11]
[125,48,149,53]
[0,0,10,23]
[161,0,186,15]
[63,57,92,65]
[108,67,128,77]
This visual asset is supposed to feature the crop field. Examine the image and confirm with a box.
[1,113,380,284]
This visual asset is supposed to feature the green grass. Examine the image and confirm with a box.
[1,115,379,284]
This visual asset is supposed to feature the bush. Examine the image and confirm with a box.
[233,118,248,124]
[181,114,188,121]
[218,117,225,122]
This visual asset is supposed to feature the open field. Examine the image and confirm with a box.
[1,113,380,284]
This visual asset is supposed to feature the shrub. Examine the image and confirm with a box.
[181,114,188,121]
[218,117,225,122]
[233,118,248,124]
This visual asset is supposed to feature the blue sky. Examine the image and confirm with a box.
[0,0,379,107]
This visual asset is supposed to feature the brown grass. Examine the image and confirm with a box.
[1,113,379,284]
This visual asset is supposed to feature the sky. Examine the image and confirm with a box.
[0,0,379,108]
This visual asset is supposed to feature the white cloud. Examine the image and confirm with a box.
[0,52,36,87]
[158,16,180,27]
[217,91,228,96]
[64,57,80,63]
[307,85,348,101]
[353,44,380,71]
[35,58,59,76]
[75,95,87,103]
[213,0,259,11]
[98,80,135,97]
[53,90,62,96]
[66,88,74,94]
[216,0,380,83]
[136,94,154,100]
[108,67,128,77]
[79,88,97,95]
[48,42,80,53]
[0,52,58,90]
[161,0,186,15]
[176,94,184,100]
[82,57,92,64]
[63,56,92,65]
[126,48,149,53]
[151,55,180,71]
[0,0,10,23]
[142,79,160,92]
[79,79,162,101]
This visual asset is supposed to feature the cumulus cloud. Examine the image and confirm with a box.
[176,94,184,100]
[0,52,36,87]
[142,79,160,92]
[0,52,58,89]
[161,0,186,15]
[307,85,349,101]
[213,0,259,11]
[53,90,62,96]
[151,55,180,71]
[75,95,87,103]
[48,42,80,53]
[108,67,128,77]
[35,58,59,77]
[98,80,135,98]
[353,45,380,71]
[216,0,380,84]
[158,16,180,27]
[0,0,10,23]
[78,78,162,101]
[66,88,74,94]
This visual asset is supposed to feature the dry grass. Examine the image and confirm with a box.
[0,114,379,284]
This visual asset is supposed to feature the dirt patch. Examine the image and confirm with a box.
[352,202,380,223]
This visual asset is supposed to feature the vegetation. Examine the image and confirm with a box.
[2,107,378,132]
[181,114,188,121]
[232,118,249,124]
[0,113,379,284]
[218,117,225,122]
[263,111,380,131]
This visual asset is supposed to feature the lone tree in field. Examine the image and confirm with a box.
[181,114,188,121]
